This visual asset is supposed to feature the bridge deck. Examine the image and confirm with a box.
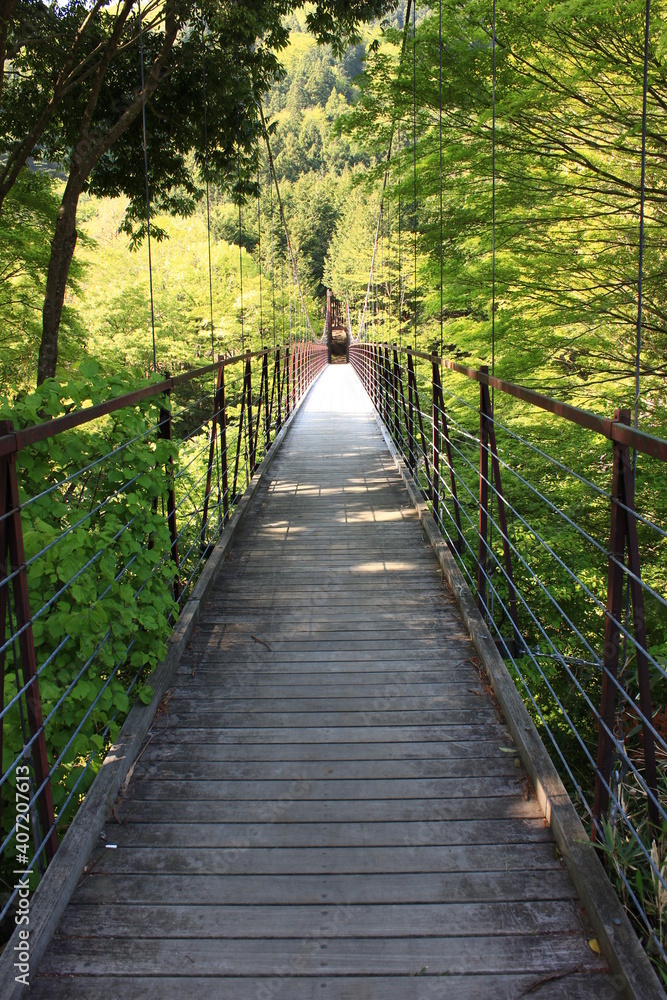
[29,366,615,998]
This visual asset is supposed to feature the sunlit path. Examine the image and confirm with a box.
[28,365,615,999]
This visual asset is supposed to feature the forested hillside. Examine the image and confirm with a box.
[0,9,371,392]
[327,1,667,436]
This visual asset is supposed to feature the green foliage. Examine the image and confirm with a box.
[596,780,667,978]
[0,366,176,874]
[332,0,667,430]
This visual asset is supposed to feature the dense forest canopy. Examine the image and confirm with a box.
[1,0,665,436]
[0,0,390,385]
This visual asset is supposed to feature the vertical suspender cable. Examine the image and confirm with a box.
[356,1,412,342]
[288,242,292,342]
[491,0,496,384]
[381,182,385,339]
[281,222,286,344]
[270,165,276,347]
[386,182,391,338]
[636,0,650,435]
[257,166,263,342]
[200,3,221,527]
[620,0,652,681]
[439,0,443,356]
[489,0,497,619]
[412,0,417,351]
[138,0,156,371]
[238,199,245,351]
[200,5,215,361]
[398,123,402,349]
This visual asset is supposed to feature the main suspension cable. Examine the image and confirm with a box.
[491,0,496,384]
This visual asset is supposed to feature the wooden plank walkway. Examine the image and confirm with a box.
[29,366,616,998]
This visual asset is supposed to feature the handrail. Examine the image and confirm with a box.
[0,349,269,457]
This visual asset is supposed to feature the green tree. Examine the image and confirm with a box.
[1,0,392,385]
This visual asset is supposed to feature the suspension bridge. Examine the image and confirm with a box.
[1,0,667,997]
[0,335,665,998]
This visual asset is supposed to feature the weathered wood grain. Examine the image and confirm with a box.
[27,366,615,998]
[27,973,620,1000]
[115,795,544,824]
[103,818,552,848]
[36,934,606,977]
[71,870,578,906]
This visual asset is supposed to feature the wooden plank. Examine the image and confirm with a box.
[172,676,487,694]
[163,700,494,725]
[60,899,576,938]
[71,870,577,906]
[103,819,551,849]
[138,739,506,762]
[161,711,500,728]
[180,652,474,666]
[145,724,514,744]
[161,694,493,712]
[124,776,524,802]
[114,796,544,825]
[37,934,606,977]
[131,757,519,782]
[88,843,561,877]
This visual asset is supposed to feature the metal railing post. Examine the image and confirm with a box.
[275,347,283,431]
[285,345,291,417]
[201,361,224,548]
[158,400,181,603]
[219,364,230,525]
[406,353,416,471]
[477,367,490,620]
[0,421,58,864]
[251,350,266,469]
[432,363,463,554]
[593,408,659,834]
[263,349,271,448]
[431,356,441,515]
[246,351,256,472]
[392,347,400,443]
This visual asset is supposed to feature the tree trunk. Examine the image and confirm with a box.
[37,178,83,384]
[35,8,179,384]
